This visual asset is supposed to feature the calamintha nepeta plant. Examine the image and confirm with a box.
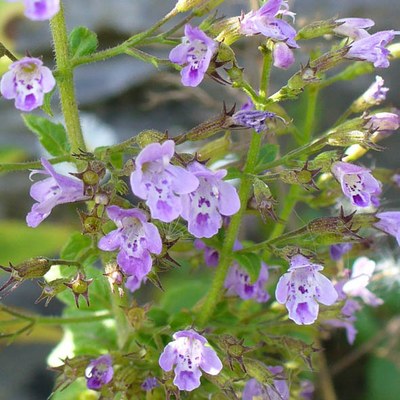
[0,0,400,398]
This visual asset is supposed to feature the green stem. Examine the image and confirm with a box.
[72,8,179,67]
[303,85,319,143]
[124,48,180,69]
[0,155,72,174]
[259,48,273,101]
[50,3,86,153]
[197,132,263,327]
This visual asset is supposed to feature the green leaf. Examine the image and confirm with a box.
[60,232,92,260]
[257,143,279,167]
[22,114,70,156]
[41,88,55,117]
[69,26,98,58]
[232,252,262,283]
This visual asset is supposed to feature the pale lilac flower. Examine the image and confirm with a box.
[240,0,298,48]
[364,112,400,133]
[343,257,383,306]
[130,140,199,223]
[1,57,55,111]
[98,206,162,292]
[159,329,223,391]
[300,380,315,400]
[360,76,389,106]
[334,18,374,40]
[392,174,400,187]
[329,243,353,261]
[7,0,60,21]
[273,42,295,69]
[141,377,159,391]
[85,354,114,390]
[232,109,279,133]
[331,161,381,208]
[345,30,400,68]
[194,240,219,267]
[26,158,88,227]
[180,162,240,238]
[169,24,217,87]
[243,367,289,400]
[275,254,338,325]
[375,211,400,245]
[225,262,270,303]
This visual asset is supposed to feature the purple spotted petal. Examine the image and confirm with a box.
[24,0,60,21]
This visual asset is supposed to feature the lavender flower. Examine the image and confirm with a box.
[224,262,270,303]
[375,211,400,245]
[300,380,315,400]
[345,30,400,68]
[364,112,400,133]
[275,254,338,325]
[26,158,88,227]
[232,109,280,133]
[85,354,114,390]
[130,140,199,223]
[243,367,289,400]
[273,41,295,69]
[159,329,223,391]
[331,161,381,208]
[169,24,217,87]
[7,0,60,21]
[343,257,383,306]
[141,377,159,391]
[360,76,389,106]
[329,243,353,261]
[334,18,374,40]
[194,239,219,267]
[98,206,162,292]
[240,0,298,48]
[180,162,240,238]
[1,57,55,111]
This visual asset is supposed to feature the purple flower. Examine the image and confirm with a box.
[243,367,289,400]
[130,140,199,223]
[329,243,353,261]
[360,76,389,106]
[240,0,298,49]
[334,18,374,40]
[345,30,400,68]
[26,158,88,227]
[224,262,270,303]
[7,0,60,21]
[98,206,162,292]
[194,239,219,267]
[1,57,55,111]
[169,24,217,87]
[159,329,223,391]
[300,380,315,400]
[392,174,400,187]
[180,162,240,238]
[342,257,383,306]
[232,109,279,133]
[375,211,400,245]
[364,112,400,134]
[331,161,381,208]
[141,377,159,391]
[275,254,338,325]
[85,354,114,391]
[273,42,295,69]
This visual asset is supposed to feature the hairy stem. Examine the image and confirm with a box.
[50,3,86,153]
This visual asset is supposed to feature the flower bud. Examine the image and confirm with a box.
[71,161,106,197]
[64,272,93,308]
[279,163,321,190]
[35,278,68,306]
[327,129,381,150]
[309,46,349,73]
[136,130,168,148]
[209,17,241,45]
[104,262,124,297]
[78,210,104,235]
[296,18,339,40]
[243,358,274,385]
[175,0,205,12]
[194,0,224,16]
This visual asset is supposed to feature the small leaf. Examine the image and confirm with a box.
[41,88,55,117]
[232,252,262,283]
[69,26,98,58]
[257,143,279,167]
[22,114,70,156]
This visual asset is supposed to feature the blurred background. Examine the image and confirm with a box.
[0,0,399,399]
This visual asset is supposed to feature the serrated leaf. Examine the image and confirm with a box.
[22,114,70,156]
[232,252,262,283]
[69,26,98,58]
[257,143,279,167]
